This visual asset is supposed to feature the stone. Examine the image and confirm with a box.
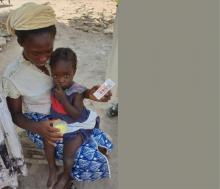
[0,36,6,46]
[5,36,11,42]
[0,30,8,37]
[104,23,114,34]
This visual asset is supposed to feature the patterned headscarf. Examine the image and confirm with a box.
[6,2,56,34]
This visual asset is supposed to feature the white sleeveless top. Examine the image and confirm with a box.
[2,55,53,114]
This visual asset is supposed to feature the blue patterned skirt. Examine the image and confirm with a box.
[24,112,113,181]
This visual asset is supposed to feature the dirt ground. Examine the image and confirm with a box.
[0,0,118,189]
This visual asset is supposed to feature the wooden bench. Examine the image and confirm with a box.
[19,131,47,164]
[19,130,62,165]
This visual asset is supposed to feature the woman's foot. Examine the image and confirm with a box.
[47,166,60,188]
[53,173,70,189]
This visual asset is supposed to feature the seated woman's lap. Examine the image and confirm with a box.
[24,112,113,181]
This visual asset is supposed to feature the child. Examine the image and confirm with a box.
[45,48,100,189]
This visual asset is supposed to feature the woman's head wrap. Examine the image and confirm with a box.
[6,2,56,35]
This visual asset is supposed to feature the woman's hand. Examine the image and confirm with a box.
[86,85,112,102]
[38,120,63,144]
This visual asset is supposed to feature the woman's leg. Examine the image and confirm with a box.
[53,134,83,189]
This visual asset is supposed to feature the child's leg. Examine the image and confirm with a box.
[53,134,83,189]
[43,139,59,188]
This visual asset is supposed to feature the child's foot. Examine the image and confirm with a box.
[47,166,60,188]
[64,179,75,189]
[53,173,70,189]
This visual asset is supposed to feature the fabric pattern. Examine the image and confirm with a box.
[0,94,27,188]
[25,112,113,181]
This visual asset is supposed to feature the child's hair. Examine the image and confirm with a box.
[49,47,77,69]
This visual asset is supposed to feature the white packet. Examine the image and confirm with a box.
[93,79,116,100]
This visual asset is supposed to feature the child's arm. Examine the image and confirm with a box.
[83,85,112,102]
[54,85,83,121]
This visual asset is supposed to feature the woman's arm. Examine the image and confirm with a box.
[6,97,63,143]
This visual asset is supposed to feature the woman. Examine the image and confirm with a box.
[0,92,27,189]
[3,2,113,189]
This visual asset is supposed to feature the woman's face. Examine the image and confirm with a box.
[21,33,54,67]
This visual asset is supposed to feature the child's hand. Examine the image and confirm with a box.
[87,85,112,102]
[54,84,67,104]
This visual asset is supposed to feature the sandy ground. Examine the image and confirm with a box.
[0,0,118,189]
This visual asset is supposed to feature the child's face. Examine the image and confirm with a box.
[51,60,76,89]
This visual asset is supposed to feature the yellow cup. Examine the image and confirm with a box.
[53,120,68,134]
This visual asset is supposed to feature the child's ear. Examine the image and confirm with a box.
[73,67,76,74]
[73,69,76,75]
